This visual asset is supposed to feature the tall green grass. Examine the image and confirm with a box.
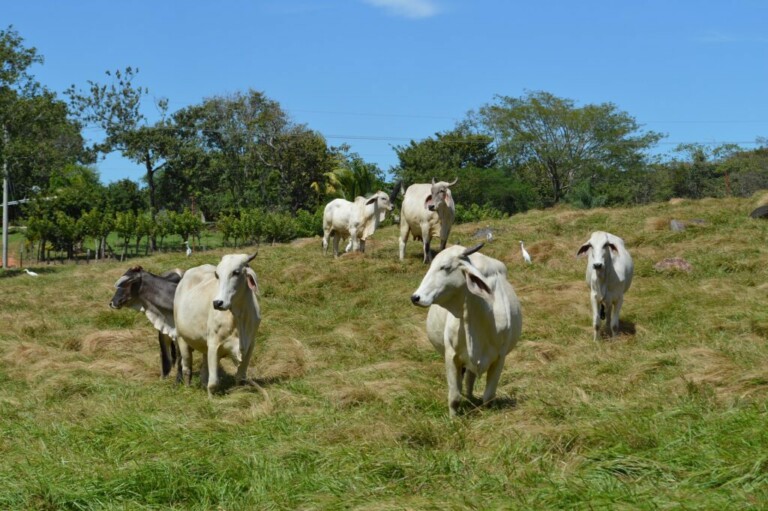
[1,195,767,509]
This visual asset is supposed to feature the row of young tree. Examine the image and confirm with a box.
[2,26,767,262]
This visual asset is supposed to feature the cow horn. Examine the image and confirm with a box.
[247,251,258,263]
[431,177,436,185]
[462,242,484,257]
[447,177,458,187]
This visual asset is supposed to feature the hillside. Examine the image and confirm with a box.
[1,195,767,510]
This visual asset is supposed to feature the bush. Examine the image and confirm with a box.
[454,203,508,224]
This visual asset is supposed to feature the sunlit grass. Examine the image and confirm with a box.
[1,195,767,509]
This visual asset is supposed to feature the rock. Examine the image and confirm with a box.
[654,257,693,273]
[670,219,686,232]
[750,205,768,219]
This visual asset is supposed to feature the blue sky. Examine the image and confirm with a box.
[4,0,768,184]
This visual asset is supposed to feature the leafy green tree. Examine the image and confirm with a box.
[114,210,136,260]
[475,91,664,205]
[393,127,496,185]
[172,90,334,215]
[171,208,203,245]
[105,178,145,213]
[1,26,87,202]
[66,67,174,250]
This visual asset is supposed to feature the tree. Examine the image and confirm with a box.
[1,26,87,202]
[475,91,664,205]
[171,90,335,215]
[393,126,496,185]
[66,67,173,250]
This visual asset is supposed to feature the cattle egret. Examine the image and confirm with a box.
[520,241,532,264]
[486,228,493,242]
[24,268,39,277]
[184,241,192,257]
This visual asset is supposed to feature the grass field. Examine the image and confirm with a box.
[1,196,767,510]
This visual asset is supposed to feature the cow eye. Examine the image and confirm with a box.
[232,269,241,276]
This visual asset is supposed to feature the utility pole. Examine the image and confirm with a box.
[2,124,8,269]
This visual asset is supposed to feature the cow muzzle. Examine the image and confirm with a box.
[592,263,604,270]
[212,300,228,311]
[427,205,436,212]
[410,294,428,307]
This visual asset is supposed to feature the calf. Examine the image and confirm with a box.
[411,243,522,416]
[109,267,184,378]
[577,231,634,341]
[322,190,394,257]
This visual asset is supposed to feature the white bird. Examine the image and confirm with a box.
[486,227,493,242]
[184,241,192,257]
[520,241,532,264]
[24,268,39,277]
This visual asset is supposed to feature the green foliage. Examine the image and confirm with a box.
[170,208,203,243]
[454,202,507,223]
[476,90,664,205]
[393,126,496,185]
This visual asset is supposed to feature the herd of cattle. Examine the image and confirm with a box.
[109,178,634,417]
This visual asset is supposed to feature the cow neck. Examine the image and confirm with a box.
[141,300,175,337]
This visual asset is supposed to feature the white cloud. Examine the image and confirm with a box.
[363,0,441,19]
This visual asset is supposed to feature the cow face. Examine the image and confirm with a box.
[109,267,142,309]
[410,243,492,308]
[577,232,617,273]
[426,178,458,212]
[365,191,394,222]
[213,253,258,311]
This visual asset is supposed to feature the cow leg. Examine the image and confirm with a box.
[177,337,193,386]
[235,333,256,385]
[358,239,366,253]
[464,369,477,403]
[332,233,341,258]
[482,358,505,407]
[421,225,432,264]
[610,296,623,337]
[349,228,359,253]
[444,350,463,417]
[591,292,602,341]
[398,221,410,260]
[206,345,219,397]
[206,344,219,397]
[158,332,172,378]
[322,229,330,256]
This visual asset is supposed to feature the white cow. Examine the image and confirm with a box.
[322,191,394,257]
[576,231,634,341]
[173,253,261,396]
[410,243,523,417]
[399,178,457,263]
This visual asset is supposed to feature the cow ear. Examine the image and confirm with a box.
[576,243,591,258]
[460,261,494,304]
[114,275,134,288]
[245,268,259,294]
[607,242,618,254]
[424,194,434,210]
[365,195,377,206]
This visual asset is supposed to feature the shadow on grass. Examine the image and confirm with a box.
[190,370,292,395]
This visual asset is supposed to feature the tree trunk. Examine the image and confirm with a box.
[144,153,158,252]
